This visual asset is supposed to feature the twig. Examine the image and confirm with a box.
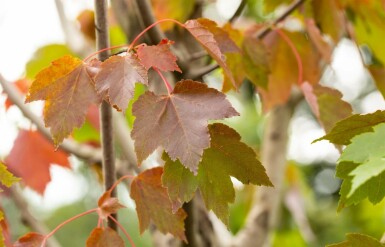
[229,0,247,23]
[112,111,139,173]
[10,187,61,247]
[188,64,219,80]
[134,0,165,44]
[188,0,307,79]
[94,0,117,230]
[256,0,306,39]
[0,74,102,162]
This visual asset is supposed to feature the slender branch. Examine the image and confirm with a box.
[182,201,198,247]
[0,74,102,162]
[188,64,219,80]
[188,0,307,79]
[256,0,307,39]
[229,0,247,23]
[9,187,61,247]
[112,112,139,173]
[94,0,117,230]
[134,0,166,45]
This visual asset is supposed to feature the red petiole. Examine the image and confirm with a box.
[83,19,185,63]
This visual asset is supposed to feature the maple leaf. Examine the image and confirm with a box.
[314,110,385,145]
[25,55,102,146]
[137,39,181,72]
[130,167,187,242]
[131,80,239,173]
[185,19,238,88]
[86,228,124,247]
[95,53,148,112]
[162,123,272,225]
[14,232,45,247]
[336,123,385,209]
[301,82,352,133]
[6,130,70,194]
[0,161,19,191]
[151,0,194,30]
[326,233,384,247]
[259,30,321,111]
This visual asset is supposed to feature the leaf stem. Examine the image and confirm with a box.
[83,44,129,62]
[108,174,136,193]
[108,215,137,247]
[128,19,185,50]
[154,67,173,94]
[42,208,98,247]
[274,28,303,85]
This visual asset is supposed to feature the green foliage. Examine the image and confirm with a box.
[162,123,272,225]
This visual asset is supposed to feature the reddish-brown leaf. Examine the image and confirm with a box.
[6,130,69,194]
[86,227,124,247]
[185,19,237,88]
[137,39,181,73]
[77,10,96,40]
[4,79,30,110]
[305,18,333,63]
[95,54,148,112]
[25,55,102,146]
[130,167,187,242]
[14,232,45,247]
[131,80,239,173]
[97,190,125,220]
[301,82,352,133]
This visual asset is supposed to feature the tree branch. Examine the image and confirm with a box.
[229,0,247,23]
[0,74,102,162]
[232,92,303,247]
[94,0,117,230]
[10,187,61,247]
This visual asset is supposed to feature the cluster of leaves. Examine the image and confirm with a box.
[3,0,385,245]
[11,17,273,245]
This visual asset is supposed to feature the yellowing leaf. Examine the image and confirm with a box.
[26,55,102,146]
[95,53,148,112]
[162,123,272,225]
[151,0,194,30]
[259,30,321,111]
[131,80,239,174]
[86,228,124,247]
[130,167,187,242]
[327,233,384,247]
[0,161,19,191]
[137,39,181,72]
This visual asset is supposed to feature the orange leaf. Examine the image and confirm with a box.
[6,130,70,194]
[14,232,45,247]
[86,227,124,247]
[185,19,238,88]
[95,53,148,112]
[137,39,181,72]
[131,80,239,173]
[26,55,102,146]
[130,167,187,242]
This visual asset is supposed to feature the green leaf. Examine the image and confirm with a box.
[327,233,384,247]
[25,44,73,79]
[0,161,19,191]
[337,124,385,209]
[162,123,272,225]
[314,110,385,145]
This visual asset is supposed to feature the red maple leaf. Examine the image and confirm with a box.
[6,130,70,194]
